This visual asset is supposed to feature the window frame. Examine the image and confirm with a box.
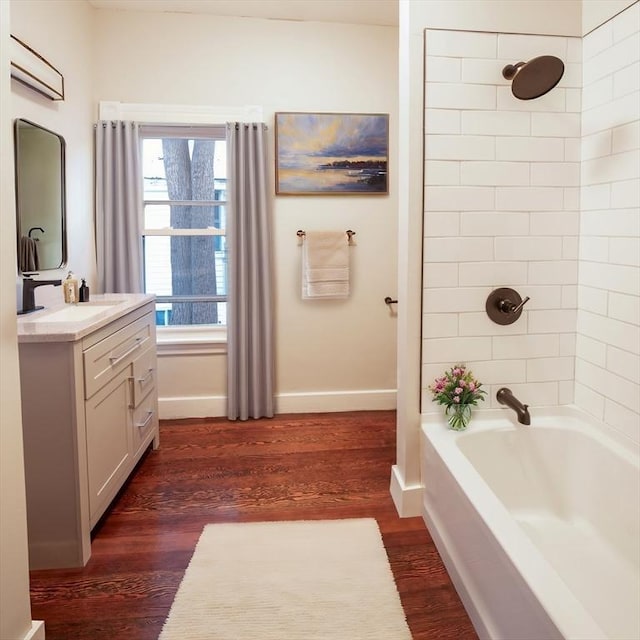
[140,124,228,344]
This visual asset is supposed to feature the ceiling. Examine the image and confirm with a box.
[88,0,399,27]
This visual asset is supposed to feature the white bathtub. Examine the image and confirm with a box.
[421,406,639,640]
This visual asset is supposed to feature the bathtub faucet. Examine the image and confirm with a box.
[496,388,531,425]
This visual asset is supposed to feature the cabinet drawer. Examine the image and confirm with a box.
[132,389,158,460]
[131,347,157,408]
[83,314,153,399]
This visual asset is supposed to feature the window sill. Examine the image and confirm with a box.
[156,326,227,356]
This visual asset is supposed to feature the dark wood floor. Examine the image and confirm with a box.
[29,410,477,640]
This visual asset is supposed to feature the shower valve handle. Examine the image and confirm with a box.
[510,296,530,315]
[486,288,529,325]
[500,296,530,315]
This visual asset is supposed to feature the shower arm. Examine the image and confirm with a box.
[502,62,525,79]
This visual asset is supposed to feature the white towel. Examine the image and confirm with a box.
[302,231,350,299]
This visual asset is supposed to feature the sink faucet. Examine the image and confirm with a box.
[19,276,62,315]
[496,387,531,425]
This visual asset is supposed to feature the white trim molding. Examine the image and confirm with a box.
[98,101,263,124]
[156,326,227,356]
[276,389,397,414]
[23,621,45,640]
[390,464,423,517]
[159,394,227,420]
[158,388,397,420]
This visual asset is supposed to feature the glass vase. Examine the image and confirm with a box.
[445,403,472,431]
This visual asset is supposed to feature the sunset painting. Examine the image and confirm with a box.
[275,112,389,195]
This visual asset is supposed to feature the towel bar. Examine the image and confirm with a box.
[297,229,356,242]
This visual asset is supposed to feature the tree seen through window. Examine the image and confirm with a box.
[142,131,227,327]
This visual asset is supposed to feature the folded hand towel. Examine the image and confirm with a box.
[19,236,39,272]
[302,231,350,299]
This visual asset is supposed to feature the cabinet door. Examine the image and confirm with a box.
[85,367,132,526]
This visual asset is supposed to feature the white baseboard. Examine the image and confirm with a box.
[159,395,227,419]
[390,464,423,517]
[276,389,397,414]
[159,389,397,420]
[23,622,45,640]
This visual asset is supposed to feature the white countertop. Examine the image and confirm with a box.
[17,293,155,343]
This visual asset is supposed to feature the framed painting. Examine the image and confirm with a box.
[275,112,389,195]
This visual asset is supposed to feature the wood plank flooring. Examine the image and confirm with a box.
[29,410,477,640]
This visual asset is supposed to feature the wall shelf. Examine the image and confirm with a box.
[10,35,64,101]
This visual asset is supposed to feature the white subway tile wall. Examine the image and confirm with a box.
[422,11,640,446]
[423,28,581,417]
[578,2,640,443]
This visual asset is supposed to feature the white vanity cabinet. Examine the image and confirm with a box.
[18,296,159,569]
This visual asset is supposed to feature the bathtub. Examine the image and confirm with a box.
[421,406,639,640]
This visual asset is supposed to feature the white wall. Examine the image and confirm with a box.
[411,0,582,37]
[577,1,639,443]
[11,0,96,307]
[582,0,637,34]
[421,29,582,412]
[1,2,43,638]
[3,2,93,636]
[93,9,399,416]
[0,1,31,634]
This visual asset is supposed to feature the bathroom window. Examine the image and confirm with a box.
[141,125,227,328]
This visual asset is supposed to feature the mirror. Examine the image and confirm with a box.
[14,118,66,273]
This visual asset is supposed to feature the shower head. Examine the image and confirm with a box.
[502,55,565,100]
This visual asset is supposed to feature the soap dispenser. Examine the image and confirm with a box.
[63,271,79,303]
[79,279,90,302]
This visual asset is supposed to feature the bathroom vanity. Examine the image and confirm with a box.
[17,294,159,569]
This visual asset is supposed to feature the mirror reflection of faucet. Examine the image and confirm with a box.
[496,387,531,425]
[18,276,62,315]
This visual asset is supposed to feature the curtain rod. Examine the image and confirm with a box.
[232,123,268,130]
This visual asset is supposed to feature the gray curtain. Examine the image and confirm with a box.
[95,121,143,293]
[226,122,274,420]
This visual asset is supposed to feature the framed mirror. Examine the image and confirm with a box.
[14,118,66,273]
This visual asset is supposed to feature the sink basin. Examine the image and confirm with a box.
[31,304,118,323]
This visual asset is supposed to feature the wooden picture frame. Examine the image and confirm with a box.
[275,112,389,195]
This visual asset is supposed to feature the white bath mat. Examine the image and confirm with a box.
[159,518,412,640]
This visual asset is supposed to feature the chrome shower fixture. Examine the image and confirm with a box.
[502,55,564,100]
